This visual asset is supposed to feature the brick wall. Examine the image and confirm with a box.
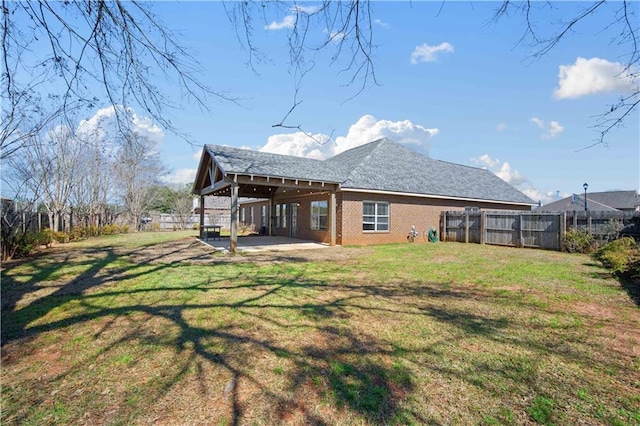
[240,193,332,243]
[241,191,530,246]
[339,191,531,246]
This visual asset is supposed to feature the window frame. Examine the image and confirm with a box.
[362,201,389,232]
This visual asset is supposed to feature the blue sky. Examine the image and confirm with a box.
[15,1,639,205]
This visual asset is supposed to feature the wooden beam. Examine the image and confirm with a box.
[198,179,231,196]
[330,191,337,246]
[199,195,205,239]
[234,175,336,191]
[230,180,238,254]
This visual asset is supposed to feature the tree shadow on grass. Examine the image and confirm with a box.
[618,275,640,306]
[1,242,628,425]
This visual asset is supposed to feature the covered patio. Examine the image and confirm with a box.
[192,145,341,253]
[197,235,330,253]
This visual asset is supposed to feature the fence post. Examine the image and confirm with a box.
[518,213,524,248]
[464,211,469,243]
[480,211,486,245]
[560,212,566,252]
[442,212,447,242]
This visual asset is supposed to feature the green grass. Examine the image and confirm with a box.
[1,234,639,425]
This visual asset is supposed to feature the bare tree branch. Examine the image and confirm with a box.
[493,1,639,147]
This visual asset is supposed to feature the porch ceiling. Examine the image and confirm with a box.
[207,174,339,199]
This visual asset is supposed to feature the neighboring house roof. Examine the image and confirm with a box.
[200,138,535,205]
[538,190,639,212]
[587,190,639,210]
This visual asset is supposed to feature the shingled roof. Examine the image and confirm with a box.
[202,138,534,205]
[326,139,534,203]
[204,144,343,183]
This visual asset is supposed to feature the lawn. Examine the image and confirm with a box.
[2,232,639,425]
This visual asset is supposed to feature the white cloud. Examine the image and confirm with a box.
[496,123,507,132]
[470,154,565,205]
[324,28,346,43]
[76,105,164,154]
[410,42,454,64]
[259,114,439,160]
[260,132,333,160]
[472,154,526,186]
[163,168,197,186]
[530,117,544,129]
[374,19,390,28]
[530,117,564,140]
[291,5,318,14]
[265,15,295,30]
[554,57,638,99]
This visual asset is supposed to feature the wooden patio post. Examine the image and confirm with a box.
[230,179,238,254]
[330,191,337,246]
[199,195,205,239]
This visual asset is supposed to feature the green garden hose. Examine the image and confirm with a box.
[428,227,438,243]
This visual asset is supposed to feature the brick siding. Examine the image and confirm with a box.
[240,191,531,246]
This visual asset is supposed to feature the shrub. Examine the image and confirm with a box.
[12,231,38,258]
[36,229,53,247]
[601,219,623,243]
[593,237,639,274]
[101,224,121,235]
[151,223,161,232]
[564,228,596,253]
[50,230,69,243]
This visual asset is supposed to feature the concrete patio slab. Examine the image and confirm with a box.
[197,236,331,253]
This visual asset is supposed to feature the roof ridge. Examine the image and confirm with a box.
[338,138,392,183]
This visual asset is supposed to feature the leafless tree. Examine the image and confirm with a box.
[69,129,116,229]
[169,184,196,231]
[1,0,228,159]
[1,159,45,260]
[493,0,639,147]
[7,126,84,232]
[112,133,167,230]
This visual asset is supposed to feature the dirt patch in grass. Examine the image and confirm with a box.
[127,237,373,265]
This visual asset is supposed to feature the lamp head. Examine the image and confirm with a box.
[583,183,588,191]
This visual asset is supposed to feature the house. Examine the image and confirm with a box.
[537,190,639,213]
[192,138,535,251]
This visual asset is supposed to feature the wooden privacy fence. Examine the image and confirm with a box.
[441,210,638,251]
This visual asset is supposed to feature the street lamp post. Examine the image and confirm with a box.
[583,183,588,212]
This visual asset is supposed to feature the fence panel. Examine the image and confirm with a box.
[485,212,518,247]
[521,213,561,250]
[441,210,638,252]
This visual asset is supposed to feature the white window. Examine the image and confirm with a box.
[363,201,389,231]
[261,205,268,227]
[310,200,328,230]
